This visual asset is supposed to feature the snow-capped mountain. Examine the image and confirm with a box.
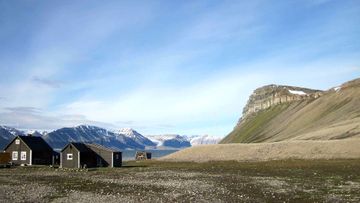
[0,126,24,149]
[1,124,221,151]
[1,125,24,136]
[24,130,48,137]
[117,128,156,148]
[189,135,223,146]
[146,134,191,149]
[43,125,146,150]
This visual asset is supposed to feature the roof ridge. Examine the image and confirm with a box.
[85,143,120,152]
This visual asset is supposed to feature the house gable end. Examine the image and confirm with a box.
[4,136,31,152]
[61,143,80,153]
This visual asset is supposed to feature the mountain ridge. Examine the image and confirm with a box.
[116,128,156,148]
[0,125,220,150]
[221,78,360,144]
[241,84,323,121]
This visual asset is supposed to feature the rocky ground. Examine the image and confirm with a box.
[0,159,359,202]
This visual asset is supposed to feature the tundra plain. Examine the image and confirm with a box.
[0,160,360,202]
[161,139,360,162]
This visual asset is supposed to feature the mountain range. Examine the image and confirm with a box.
[0,125,222,151]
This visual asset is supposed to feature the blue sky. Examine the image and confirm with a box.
[0,0,359,136]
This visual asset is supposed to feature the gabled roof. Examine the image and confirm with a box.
[4,136,53,152]
[60,142,120,153]
[85,143,120,153]
[61,142,92,153]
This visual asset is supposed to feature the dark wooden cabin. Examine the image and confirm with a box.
[86,143,122,167]
[4,136,54,166]
[60,143,121,168]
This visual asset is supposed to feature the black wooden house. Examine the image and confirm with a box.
[60,142,121,168]
[4,135,55,166]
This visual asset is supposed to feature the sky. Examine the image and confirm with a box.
[0,0,359,136]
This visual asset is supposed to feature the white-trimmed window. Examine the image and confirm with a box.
[67,153,73,160]
[12,151,18,160]
[15,139,20,145]
[21,151,27,160]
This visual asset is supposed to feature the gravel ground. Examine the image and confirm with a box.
[0,159,359,202]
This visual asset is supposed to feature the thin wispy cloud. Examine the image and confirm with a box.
[0,107,115,131]
[0,1,359,136]
[32,76,62,88]
[4,107,42,114]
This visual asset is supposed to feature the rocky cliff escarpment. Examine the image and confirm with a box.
[241,85,323,120]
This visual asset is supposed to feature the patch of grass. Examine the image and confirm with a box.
[222,103,291,143]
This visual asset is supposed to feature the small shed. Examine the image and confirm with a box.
[4,135,54,166]
[135,151,152,160]
[0,152,11,167]
[60,142,121,168]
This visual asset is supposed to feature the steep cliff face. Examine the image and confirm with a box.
[221,78,360,144]
[242,85,323,120]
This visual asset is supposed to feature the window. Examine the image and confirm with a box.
[116,154,119,159]
[15,139,20,145]
[67,153,73,160]
[12,151,18,160]
[21,151,26,160]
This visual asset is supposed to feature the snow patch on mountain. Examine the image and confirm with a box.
[288,89,307,95]
[116,128,156,147]
[146,134,191,149]
[190,135,223,146]
[24,129,48,137]
[334,86,342,92]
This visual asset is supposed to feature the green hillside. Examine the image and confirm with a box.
[221,78,360,144]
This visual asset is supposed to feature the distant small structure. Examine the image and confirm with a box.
[135,151,152,160]
[4,135,55,166]
[60,142,122,168]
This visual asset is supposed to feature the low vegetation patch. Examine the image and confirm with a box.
[0,159,359,202]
